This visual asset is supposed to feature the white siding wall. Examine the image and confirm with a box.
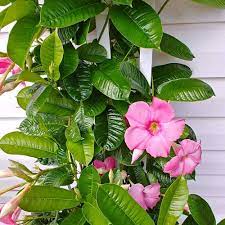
[0,0,225,221]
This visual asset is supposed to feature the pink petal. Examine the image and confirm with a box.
[104,157,116,171]
[182,157,198,175]
[149,97,175,123]
[146,134,171,158]
[131,149,144,164]
[12,65,21,75]
[93,160,105,170]
[125,101,151,127]
[164,156,184,177]
[161,119,185,142]
[0,58,11,74]
[180,139,201,155]
[128,184,147,210]
[144,196,160,209]
[125,127,151,150]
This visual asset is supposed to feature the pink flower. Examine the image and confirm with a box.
[125,97,185,162]
[93,157,116,175]
[164,139,202,177]
[128,183,161,210]
[0,207,21,225]
[0,58,21,75]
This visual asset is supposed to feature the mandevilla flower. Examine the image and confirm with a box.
[0,58,21,75]
[164,139,202,177]
[125,97,185,163]
[93,156,116,175]
[128,183,161,210]
[0,207,21,225]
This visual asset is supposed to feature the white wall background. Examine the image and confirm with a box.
[0,0,225,221]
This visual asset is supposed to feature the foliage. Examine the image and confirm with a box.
[0,0,223,224]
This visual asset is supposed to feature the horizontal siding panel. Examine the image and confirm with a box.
[189,175,225,197]
[0,118,24,137]
[172,78,225,118]
[155,0,225,24]
[185,118,225,151]
[153,23,225,78]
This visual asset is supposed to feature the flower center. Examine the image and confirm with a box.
[149,122,160,135]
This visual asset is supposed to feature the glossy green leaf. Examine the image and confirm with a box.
[127,165,149,186]
[26,85,53,117]
[94,108,126,151]
[58,24,78,45]
[110,0,162,48]
[152,63,192,88]
[0,0,14,6]
[78,166,100,199]
[188,194,216,225]
[218,219,225,225]
[67,129,94,166]
[97,184,155,225]
[92,60,131,100]
[0,0,35,28]
[61,209,86,225]
[160,33,195,61]
[41,30,64,81]
[75,19,91,45]
[7,15,41,68]
[0,132,58,158]
[157,78,215,102]
[82,202,110,225]
[17,71,47,84]
[192,0,225,8]
[63,64,93,102]
[183,216,198,225]
[157,176,189,225]
[60,43,79,79]
[20,186,79,212]
[65,120,82,143]
[113,0,133,6]
[120,61,150,97]
[40,0,105,28]
[111,100,129,115]
[78,41,107,63]
[17,87,76,116]
[83,90,107,117]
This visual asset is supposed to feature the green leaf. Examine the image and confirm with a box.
[0,0,35,28]
[61,209,86,225]
[58,24,79,45]
[40,0,105,28]
[218,219,225,225]
[160,33,195,61]
[94,108,126,151]
[192,0,225,8]
[65,120,82,143]
[110,0,163,48]
[127,165,149,186]
[67,128,94,166]
[157,176,189,225]
[17,71,47,84]
[26,85,53,117]
[60,43,79,79]
[157,78,215,102]
[41,30,64,81]
[111,100,129,115]
[20,186,79,212]
[63,63,93,102]
[152,63,192,88]
[120,61,150,97]
[113,0,133,6]
[0,132,58,158]
[7,15,41,68]
[17,87,76,116]
[82,202,110,225]
[83,90,107,117]
[78,41,107,63]
[92,60,131,100]
[0,0,14,6]
[188,194,216,225]
[78,166,100,199]
[75,20,91,45]
[97,184,155,225]
[39,166,73,187]
[183,216,198,225]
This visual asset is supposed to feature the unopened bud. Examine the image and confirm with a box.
[109,169,114,183]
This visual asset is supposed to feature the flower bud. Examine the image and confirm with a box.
[109,169,114,184]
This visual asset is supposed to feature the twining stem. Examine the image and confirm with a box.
[0,182,26,196]
[0,63,15,89]
[97,12,110,43]
[158,0,171,14]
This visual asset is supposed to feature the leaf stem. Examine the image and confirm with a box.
[97,12,110,43]
[122,45,134,62]
[158,0,171,14]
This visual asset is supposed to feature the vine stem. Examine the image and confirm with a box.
[97,12,110,42]
[122,45,134,62]
[158,0,171,14]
